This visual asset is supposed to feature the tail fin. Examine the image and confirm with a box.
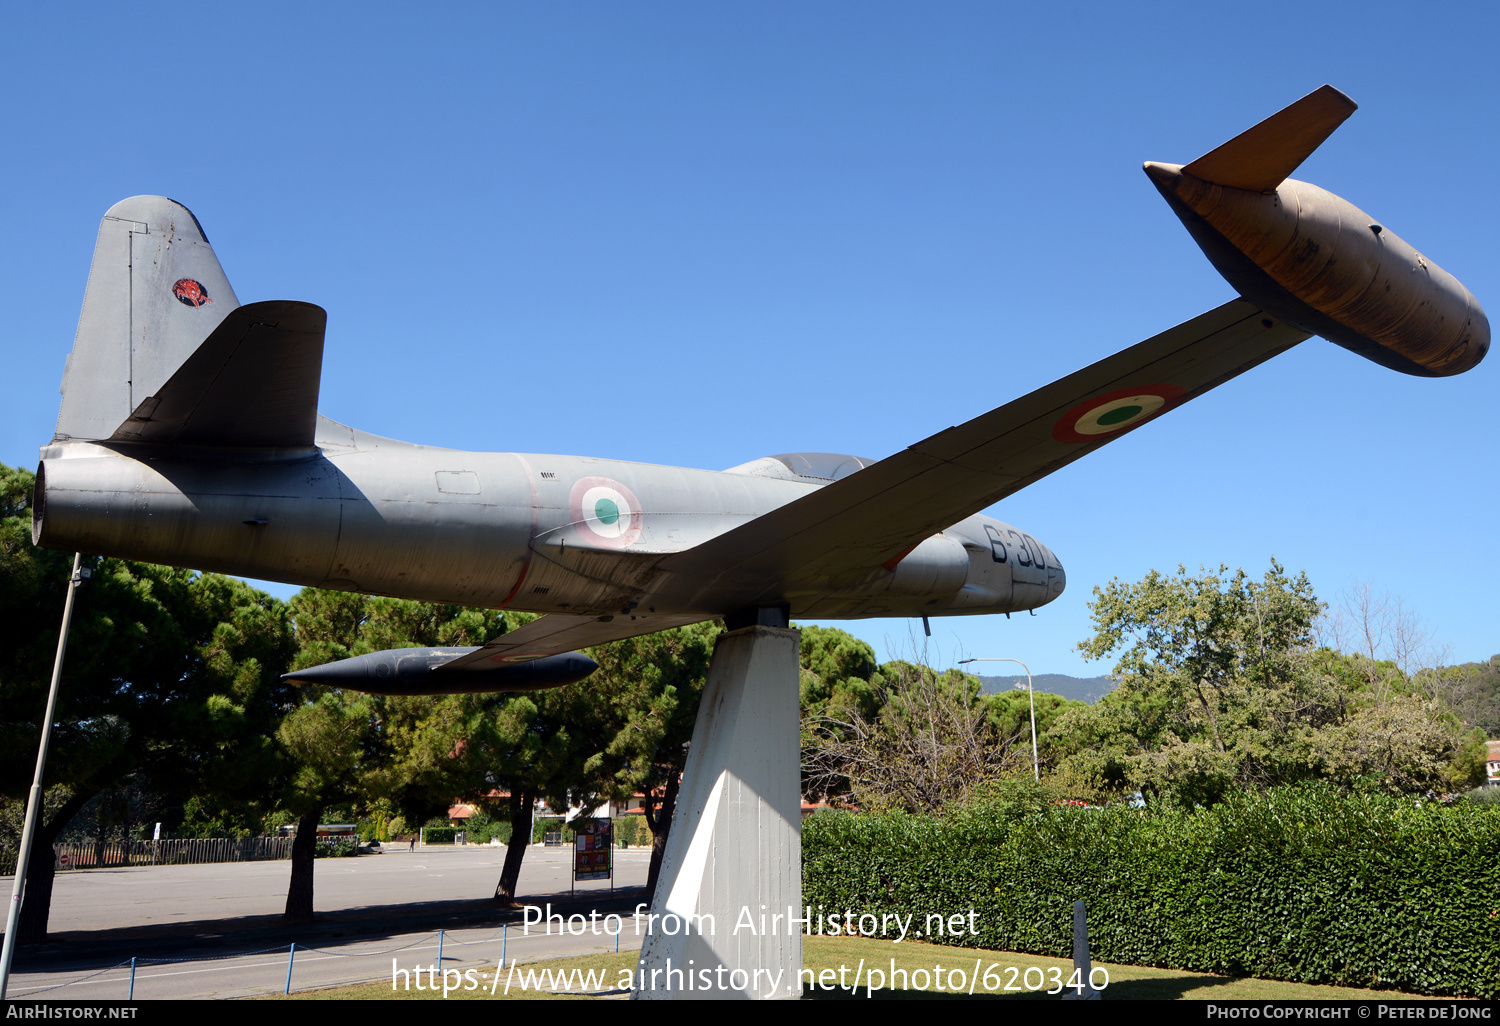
[55,196,240,442]
[1182,84,1357,192]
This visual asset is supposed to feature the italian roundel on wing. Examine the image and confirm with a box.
[1052,384,1187,444]
[569,476,644,549]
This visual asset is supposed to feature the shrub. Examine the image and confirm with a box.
[803,785,1500,997]
[616,816,651,848]
[314,839,358,858]
[462,811,512,845]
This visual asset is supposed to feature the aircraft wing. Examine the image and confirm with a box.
[435,610,713,670]
[658,299,1311,608]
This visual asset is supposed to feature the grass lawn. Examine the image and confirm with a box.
[276,935,1447,1000]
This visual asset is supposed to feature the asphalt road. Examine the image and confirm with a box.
[3,843,653,1000]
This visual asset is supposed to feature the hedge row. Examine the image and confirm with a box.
[802,787,1500,997]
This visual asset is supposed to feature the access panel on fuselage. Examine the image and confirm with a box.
[322,448,535,606]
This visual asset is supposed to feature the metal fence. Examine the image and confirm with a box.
[4,921,635,1001]
[1,837,295,875]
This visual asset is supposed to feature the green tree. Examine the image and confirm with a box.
[1,464,296,942]
[558,621,721,896]
[277,590,718,910]
[275,691,382,920]
[276,588,512,919]
[1433,655,1500,737]
[1051,560,1481,805]
[802,658,1028,813]
[1306,649,1485,793]
[456,691,581,905]
[979,686,1085,775]
[798,626,882,725]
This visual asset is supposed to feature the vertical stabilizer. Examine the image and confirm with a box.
[55,197,240,442]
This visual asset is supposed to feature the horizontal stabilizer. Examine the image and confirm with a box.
[1181,84,1357,192]
[111,301,326,447]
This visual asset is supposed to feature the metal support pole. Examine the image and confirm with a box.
[437,929,444,965]
[128,956,136,1000]
[1061,900,1102,1000]
[284,942,296,995]
[0,553,84,1000]
[957,656,1039,780]
[501,923,507,966]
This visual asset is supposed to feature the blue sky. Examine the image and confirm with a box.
[4,2,1496,678]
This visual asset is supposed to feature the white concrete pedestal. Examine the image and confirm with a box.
[633,625,802,1000]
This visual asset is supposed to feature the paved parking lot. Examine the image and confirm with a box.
[3,843,654,1000]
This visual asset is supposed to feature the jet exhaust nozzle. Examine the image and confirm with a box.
[281,647,599,695]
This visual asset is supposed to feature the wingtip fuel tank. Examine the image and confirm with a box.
[1146,87,1488,378]
[282,648,600,696]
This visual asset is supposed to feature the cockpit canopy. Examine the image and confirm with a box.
[721,452,877,484]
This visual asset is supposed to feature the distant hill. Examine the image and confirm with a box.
[977,673,1116,704]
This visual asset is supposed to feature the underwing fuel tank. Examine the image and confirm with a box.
[1146,85,1488,378]
[281,648,599,696]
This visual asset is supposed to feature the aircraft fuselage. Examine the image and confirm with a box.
[33,419,1064,623]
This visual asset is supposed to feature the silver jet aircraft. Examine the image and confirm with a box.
[30,87,1488,692]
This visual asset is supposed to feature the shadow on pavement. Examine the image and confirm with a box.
[6,886,651,975]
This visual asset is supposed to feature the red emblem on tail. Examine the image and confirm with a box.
[172,279,211,308]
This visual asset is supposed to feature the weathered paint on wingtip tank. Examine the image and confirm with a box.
[1146,161,1488,377]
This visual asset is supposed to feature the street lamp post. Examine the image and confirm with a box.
[958,656,1038,781]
